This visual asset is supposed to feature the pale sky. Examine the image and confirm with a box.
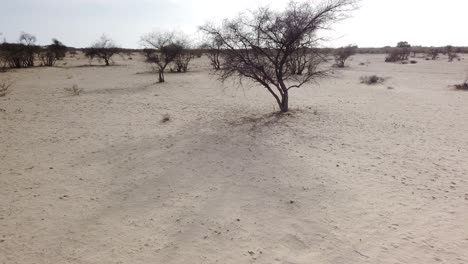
[1,0,467,48]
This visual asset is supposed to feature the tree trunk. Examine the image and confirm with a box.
[158,71,165,83]
[279,92,289,113]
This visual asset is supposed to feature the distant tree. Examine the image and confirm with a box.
[171,36,195,73]
[385,41,411,62]
[446,45,458,62]
[19,32,39,67]
[200,0,358,113]
[396,41,411,60]
[333,45,357,67]
[39,39,67,66]
[427,48,440,60]
[200,36,223,70]
[84,35,119,66]
[141,31,182,82]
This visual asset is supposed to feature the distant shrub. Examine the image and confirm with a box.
[333,45,357,68]
[446,45,459,62]
[84,35,120,66]
[454,80,468,90]
[385,41,411,62]
[360,75,385,85]
[427,48,440,60]
[39,39,67,66]
[410,60,417,64]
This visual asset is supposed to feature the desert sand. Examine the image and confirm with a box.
[1,53,468,264]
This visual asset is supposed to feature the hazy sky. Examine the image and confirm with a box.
[1,0,467,48]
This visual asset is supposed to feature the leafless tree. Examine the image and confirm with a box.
[200,0,358,112]
[172,37,195,73]
[333,45,357,67]
[427,48,440,60]
[446,45,458,62]
[84,35,119,66]
[141,31,182,82]
[200,36,223,70]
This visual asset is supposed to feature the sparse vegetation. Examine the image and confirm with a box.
[334,45,357,68]
[385,41,411,62]
[161,114,171,123]
[200,0,358,113]
[0,78,14,97]
[360,75,385,85]
[84,35,120,66]
[446,46,459,62]
[64,84,83,95]
[39,39,67,66]
[200,36,223,70]
[454,80,468,90]
[427,48,440,60]
[141,31,183,82]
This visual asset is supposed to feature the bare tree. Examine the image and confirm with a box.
[446,45,458,62]
[141,31,182,82]
[84,35,119,66]
[19,32,39,67]
[200,0,358,112]
[172,37,195,73]
[333,45,357,67]
[427,48,440,60]
[200,36,223,70]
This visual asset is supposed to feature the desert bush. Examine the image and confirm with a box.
[360,75,385,85]
[427,48,440,60]
[410,60,417,64]
[141,31,184,82]
[161,114,171,123]
[333,45,357,68]
[84,35,119,66]
[200,36,223,70]
[0,33,40,69]
[0,78,13,97]
[446,45,459,62]
[200,0,358,113]
[64,84,83,95]
[454,80,468,90]
[18,33,39,67]
[385,41,411,62]
[39,39,67,66]
[171,37,195,73]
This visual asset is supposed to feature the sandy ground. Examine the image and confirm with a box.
[1,53,468,264]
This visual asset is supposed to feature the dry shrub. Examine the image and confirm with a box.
[161,114,171,123]
[360,75,385,85]
[64,84,83,95]
[0,78,14,97]
[410,60,418,64]
[454,80,468,90]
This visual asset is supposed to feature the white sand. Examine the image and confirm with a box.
[1,54,467,263]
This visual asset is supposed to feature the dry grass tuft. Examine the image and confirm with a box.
[360,75,386,85]
[0,78,14,97]
[161,114,171,123]
[64,84,83,96]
